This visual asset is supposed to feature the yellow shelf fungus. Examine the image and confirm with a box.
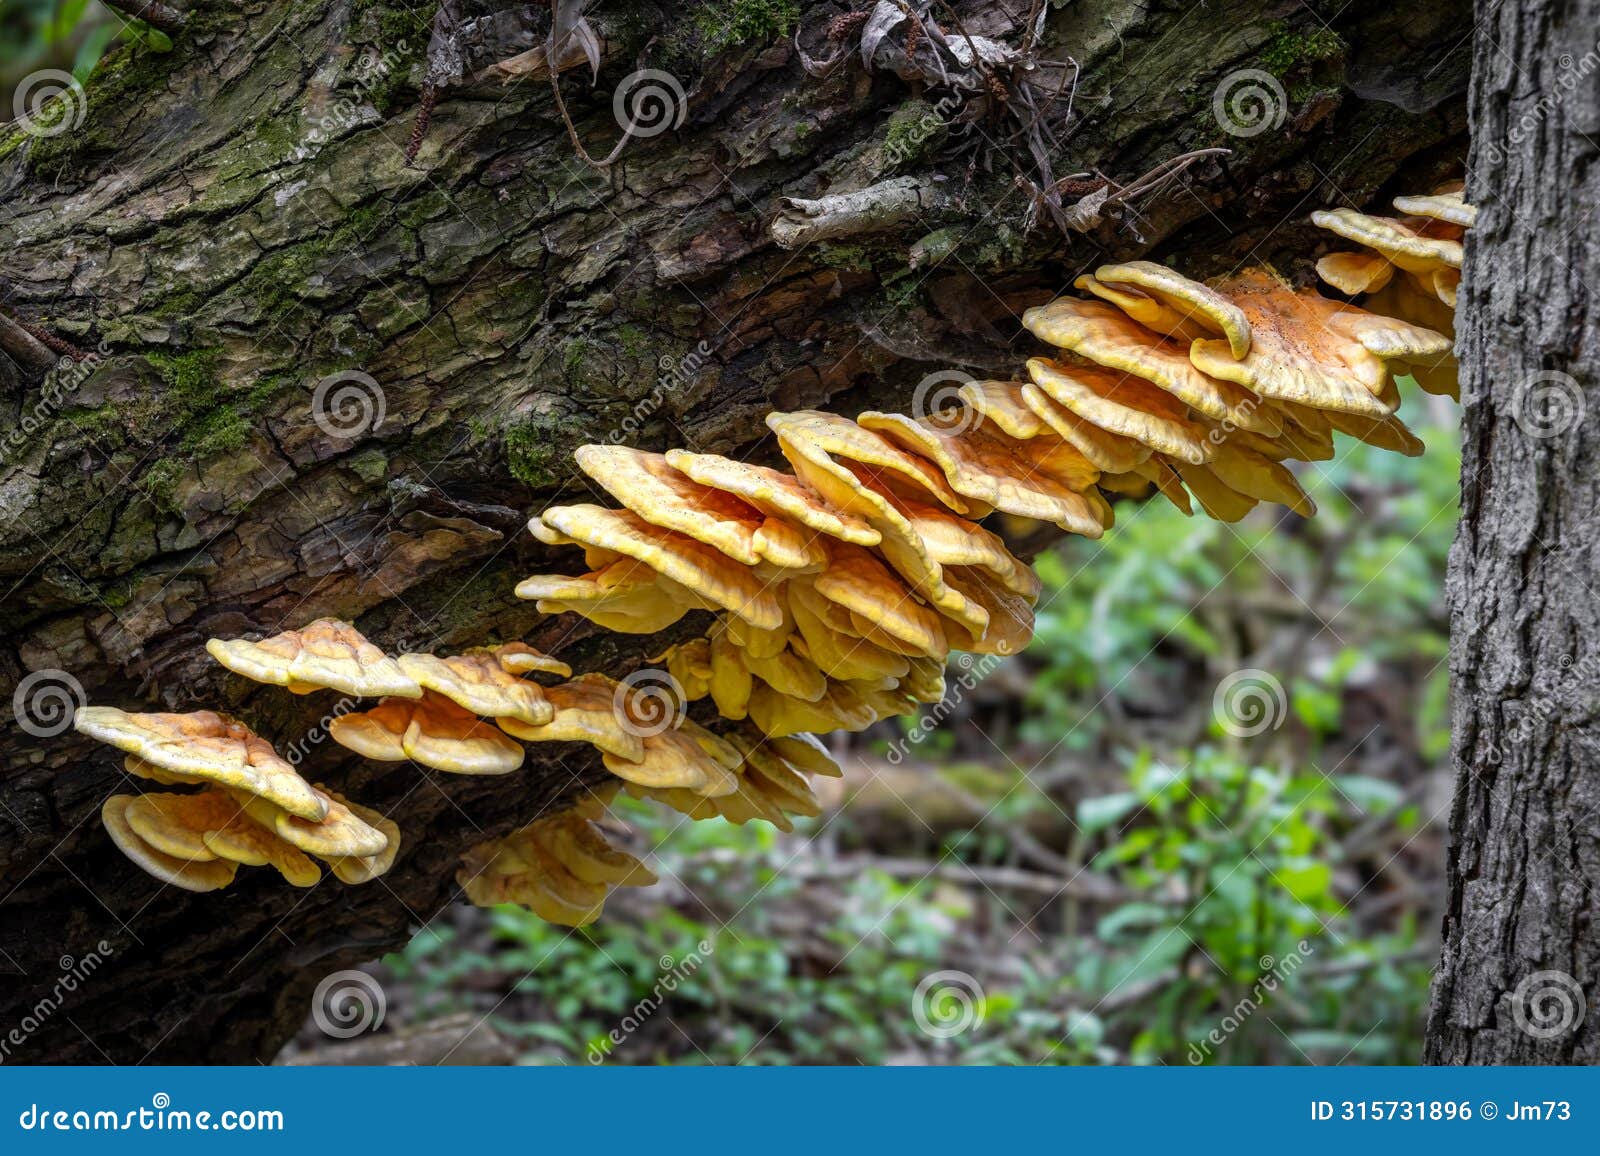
[66,187,1469,928]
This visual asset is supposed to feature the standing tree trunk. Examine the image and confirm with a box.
[1425,0,1600,1064]
[0,0,1467,1062]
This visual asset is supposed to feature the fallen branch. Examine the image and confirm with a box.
[770,177,956,248]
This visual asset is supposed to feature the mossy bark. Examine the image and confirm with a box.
[0,0,1466,1062]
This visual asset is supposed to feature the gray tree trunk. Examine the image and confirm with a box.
[1425,0,1600,1064]
[0,0,1466,1062]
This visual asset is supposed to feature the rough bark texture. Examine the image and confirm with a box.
[1424,0,1600,1064]
[0,0,1467,1062]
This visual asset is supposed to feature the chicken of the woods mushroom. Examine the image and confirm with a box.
[66,188,1469,924]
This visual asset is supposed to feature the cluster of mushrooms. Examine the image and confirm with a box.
[67,186,1470,927]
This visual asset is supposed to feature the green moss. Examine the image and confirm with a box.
[883,98,942,169]
[1259,22,1346,77]
[143,350,286,459]
[815,243,875,272]
[142,457,184,513]
[671,0,800,56]
[505,417,572,489]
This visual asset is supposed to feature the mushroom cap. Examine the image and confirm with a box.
[768,732,843,778]
[330,691,526,775]
[1324,409,1427,456]
[495,673,648,763]
[1023,299,1276,433]
[1188,272,1411,418]
[1017,383,1153,474]
[662,637,714,701]
[102,796,240,893]
[1087,260,1252,358]
[812,544,948,656]
[1392,188,1476,228]
[321,793,403,885]
[201,818,322,888]
[664,449,881,546]
[1025,358,1212,464]
[1315,251,1397,296]
[536,815,657,888]
[540,504,786,631]
[1171,462,1258,522]
[397,650,555,726]
[205,618,422,699]
[768,409,971,514]
[1130,458,1194,515]
[491,642,572,679]
[576,444,822,570]
[708,628,754,720]
[957,381,1049,439]
[739,741,823,818]
[722,606,795,660]
[1206,442,1316,516]
[75,707,327,822]
[831,463,990,636]
[940,568,1035,655]
[787,582,912,682]
[518,560,703,634]
[123,790,237,861]
[1310,207,1464,272]
[602,721,739,796]
[858,412,1106,537]
[894,498,1040,600]
[742,643,829,702]
[247,784,392,858]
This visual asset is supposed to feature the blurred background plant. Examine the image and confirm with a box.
[0,0,169,113]
[275,385,1455,1066]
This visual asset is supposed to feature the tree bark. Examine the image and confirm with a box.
[0,0,1466,1062]
[1425,0,1600,1064]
